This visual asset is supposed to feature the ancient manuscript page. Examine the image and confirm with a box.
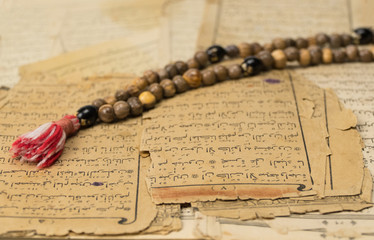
[0,33,161,236]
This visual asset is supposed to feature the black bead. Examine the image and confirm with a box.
[206,45,226,63]
[76,105,98,128]
[354,27,373,44]
[241,57,264,76]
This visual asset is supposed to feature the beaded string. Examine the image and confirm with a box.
[10,27,374,168]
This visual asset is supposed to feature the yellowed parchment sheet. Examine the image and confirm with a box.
[0,32,165,236]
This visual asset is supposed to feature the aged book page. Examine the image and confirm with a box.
[0,0,165,88]
[0,33,164,236]
[140,68,364,204]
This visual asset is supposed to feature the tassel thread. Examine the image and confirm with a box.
[10,115,80,168]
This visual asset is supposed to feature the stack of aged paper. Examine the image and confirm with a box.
[0,0,374,239]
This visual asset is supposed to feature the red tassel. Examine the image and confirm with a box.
[11,115,80,168]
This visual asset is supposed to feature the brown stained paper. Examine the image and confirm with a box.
[140,70,345,204]
[0,34,164,236]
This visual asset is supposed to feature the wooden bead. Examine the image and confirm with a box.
[238,42,252,58]
[194,51,209,67]
[370,46,374,57]
[298,49,311,67]
[309,46,322,65]
[251,42,263,54]
[148,83,163,101]
[284,47,299,61]
[322,48,333,64]
[346,45,358,61]
[359,49,373,62]
[271,49,287,69]
[272,38,287,49]
[175,61,188,75]
[160,79,176,97]
[92,98,106,109]
[308,36,317,46]
[341,34,352,46]
[173,75,190,93]
[225,45,239,57]
[330,34,342,48]
[139,91,156,109]
[213,65,228,82]
[333,49,346,63]
[115,89,130,101]
[296,38,308,49]
[104,96,116,105]
[127,97,143,116]
[201,69,216,86]
[132,77,148,91]
[98,104,115,123]
[113,101,130,119]
[187,58,200,69]
[183,68,202,88]
[157,68,169,80]
[165,64,178,78]
[126,84,140,97]
[316,33,328,46]
[257,50,274,69]
[263,42,274,52]
[284,38,296,47]
[228,64,242,79]
[143,70,159,84]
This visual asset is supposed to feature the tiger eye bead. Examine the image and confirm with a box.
[115,89,130,101]
[213,65,228,82]
[251,42,263,54]
[238,42,252,58]
[104,96,116,105]
[157,68,169,80]
[98,104,115,123]
[256,50,274,69]
[132,77,148,91]
[206,45,226,63]
[148,83,163,101]
[183,68,202,88]
[92,98,106,109]
[139,91,156,109]
[201,69,216,86]
[359,49,373,62]
[272,38,287,49]
[160,79,176,97]
[241,56,263,75]
[228,64,242,79]
[298,49,311,67]
[113,101,130,119]
[296,38,308,49]
[322,48,333,64]
[316,33,328,46]
[284,47,299,61]
[271,49,287,69]
[309,46,322,65]
[194,51,209,67]
[225,44,239,58]
[330,34,342,48]
[354,27,374,44]
[175,61,188,75]
[127,97,143,116]
[346,45,358,61]
[165,64,178,78]
[143,70,159,84]
[187,58,200,69]
[126,84,140,97]
[77,105,98,127]
[333,49,346,63]
[173,75,190,93]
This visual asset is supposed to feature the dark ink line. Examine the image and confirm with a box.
[288,72,314,185]
[152,182,305,189]
[324,90,333,190]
